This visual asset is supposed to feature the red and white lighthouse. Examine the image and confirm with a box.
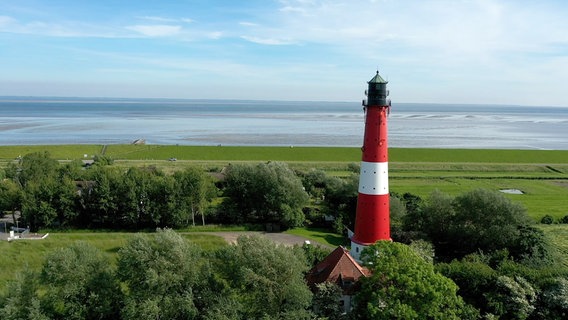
[350,71,391,262]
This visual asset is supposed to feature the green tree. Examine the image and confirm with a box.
[221,162,309,229]
[437,257,500,317]
[173,167,216,227]
[389,195,407,241]
[113,167,170,229]
[40,242,122,320]
[20,175,77,230]
[352,241,477,320]
[533,277,568,319]
[295,241,332,268]
[322,173,358,234]
[312,282,343,320]
[450,189,531,258]
[0,179,23,223]
[116,229,210,320]
[78,166,121,228]
[405,189,548,262]
[213,235,313,319]
[0,269,48,320]
[93,154,114,166]
[486,275,536,320]
[5,151,59,188]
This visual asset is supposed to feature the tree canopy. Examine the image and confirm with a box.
[352,241,476,320]
[403,189,551,262]
[220,162,309,229]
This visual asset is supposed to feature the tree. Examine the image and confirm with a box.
[295,241,332,268]
[112,167,166,229]
[533,277,568,319]
[450,189,531,257]
[404,189,454,246]
[437,257,501,318]
[352,241,477,320]
[78,166,121,228]
[0,269,48,320]
[221,162,309,229]
[93,154,114,166]
[322,173,358,234]
[404,189,548,262]
[116,229,210,320]
[0,179,23,223]
[389,195,407,241]
[5,151,59,188]
[173,167,216,227]
[212,235,313,319]
[312,282,343,320]
[40,242,122,320]
[485,275,537,320]
[20,175,78,230]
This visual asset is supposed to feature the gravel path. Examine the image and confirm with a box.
[202,231,333,248]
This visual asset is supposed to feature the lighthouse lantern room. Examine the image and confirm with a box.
[350,71,391,262]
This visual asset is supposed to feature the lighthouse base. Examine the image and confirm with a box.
[350,241,368,263]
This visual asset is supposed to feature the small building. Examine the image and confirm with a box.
[305,246,370,313]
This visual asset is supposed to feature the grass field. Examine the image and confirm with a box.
[1,145,567,164]
[285,227,347,247]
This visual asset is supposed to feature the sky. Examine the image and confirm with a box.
[0,0,567,106]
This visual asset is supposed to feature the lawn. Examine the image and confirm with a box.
[285,227,347,247]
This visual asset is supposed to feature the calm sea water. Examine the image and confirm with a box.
[0,97,567,149]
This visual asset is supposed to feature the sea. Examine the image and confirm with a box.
[0,97,567,150]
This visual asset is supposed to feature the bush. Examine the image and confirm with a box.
[541,215,555,224]
[559,215,568,224]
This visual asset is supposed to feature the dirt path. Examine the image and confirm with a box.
[201,231,333,248]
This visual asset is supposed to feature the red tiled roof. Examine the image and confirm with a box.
[305,246,370,294]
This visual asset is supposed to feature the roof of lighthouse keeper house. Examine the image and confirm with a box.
[366,71,389,106]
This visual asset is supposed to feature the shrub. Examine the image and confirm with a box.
[541,215,555,225]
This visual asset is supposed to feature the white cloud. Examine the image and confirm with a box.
[0,15,16,26]
[139,16,177,23]
[240,35,295,45]
[207,31,223,39]
[139,16,194,24]
[126,24,181,37]
[239,21,258,27]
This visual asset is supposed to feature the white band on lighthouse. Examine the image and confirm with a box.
[358,161,389,195]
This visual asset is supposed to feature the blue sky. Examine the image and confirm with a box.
[0,0,567,106]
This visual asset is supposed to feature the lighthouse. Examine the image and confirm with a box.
[350,70,391,262]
